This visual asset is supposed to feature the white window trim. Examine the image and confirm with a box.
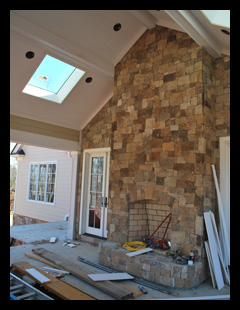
[27,161,57,206]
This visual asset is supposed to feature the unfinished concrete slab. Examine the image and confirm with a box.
[10,241,230,300]
[10,222,230,300]
[10,221,68,245]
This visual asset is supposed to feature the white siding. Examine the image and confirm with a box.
[14,145,73,222]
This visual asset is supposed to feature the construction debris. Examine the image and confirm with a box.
[78,256,179,296]
[12,261,95,300]
[204,211,230,290]
[32,248,133,299]
[202,165,230,290]
[62,240,79,247]
[49,237,57,243]
[143,213,172,250]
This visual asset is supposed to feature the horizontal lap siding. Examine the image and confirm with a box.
[14,145,73,222]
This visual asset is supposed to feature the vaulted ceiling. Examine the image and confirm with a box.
[10,10,230,132]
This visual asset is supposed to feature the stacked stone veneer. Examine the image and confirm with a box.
[99,241,208,288]
[76,25,230,260]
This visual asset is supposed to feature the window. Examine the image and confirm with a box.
[22,54,85,104]
[28,162,57,204]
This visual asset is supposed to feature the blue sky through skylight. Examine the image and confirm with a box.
[28,55,76,94]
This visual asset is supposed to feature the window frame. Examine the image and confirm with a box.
[22,54,85,104]
[27,161,57,205]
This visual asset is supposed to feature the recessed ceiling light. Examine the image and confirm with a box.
[113,23,121,31]
[221,29,230,35]
[85,77,93,83]
[25,51,35,59]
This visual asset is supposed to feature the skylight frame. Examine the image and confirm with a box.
[22,54,85,104]
[201,10,230,29]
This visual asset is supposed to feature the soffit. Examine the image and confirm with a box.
[10,10,230,132]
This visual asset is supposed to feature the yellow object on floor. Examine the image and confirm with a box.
[122,241,146,251]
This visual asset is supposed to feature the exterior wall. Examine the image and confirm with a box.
[14,145,73,223]
[76,25,230,258]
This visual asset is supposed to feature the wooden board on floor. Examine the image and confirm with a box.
[25,251,64,269]
[12,261,95,300]
[32,248,133,300]
[116,282,143,299]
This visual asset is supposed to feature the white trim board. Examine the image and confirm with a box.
[88,273,134,281]
[204,241,216,288]
[211,164,230,267]
[204,212,224,290]
[209,211,230,284]
[126,247,153,257]
[26,268,51,283]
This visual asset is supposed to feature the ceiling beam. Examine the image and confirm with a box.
[164,10,222,59]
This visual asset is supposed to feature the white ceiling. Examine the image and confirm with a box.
[10,10,230,131]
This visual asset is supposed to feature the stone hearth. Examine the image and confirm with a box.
[99,241,208,289]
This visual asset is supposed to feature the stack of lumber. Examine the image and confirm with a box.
[12,248,137,300]
[203,165,230,290]
[12,261,95,300]
[31,248,134,300]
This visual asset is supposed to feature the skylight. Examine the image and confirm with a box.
[22,54,85,104]
[201,10,230,29]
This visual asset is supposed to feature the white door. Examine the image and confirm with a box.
[84,151,109,238]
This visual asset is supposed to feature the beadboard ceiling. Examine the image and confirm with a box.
[10,10,230,131]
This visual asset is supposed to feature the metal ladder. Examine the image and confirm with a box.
[10,273,53,300]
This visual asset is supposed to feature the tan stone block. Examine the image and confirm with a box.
[195,216,203,235]
[163,142,174,151]
[164,177,176,187]
[171,231,185,244]
[177,75,189,86]
[145,186,153,200]
[198,137,206,153]
[113,142,122,150]
[146,117,155,129]
[127,143,136,153]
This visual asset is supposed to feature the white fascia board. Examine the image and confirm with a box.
[164,10,222,59]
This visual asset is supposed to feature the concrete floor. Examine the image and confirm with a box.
[10,221,230,300]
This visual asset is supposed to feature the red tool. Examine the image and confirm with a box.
[147,212,172,249]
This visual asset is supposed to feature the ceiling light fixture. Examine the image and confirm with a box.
[113,23,121,31]
[85,77,93,83]
[25,51,35,59]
